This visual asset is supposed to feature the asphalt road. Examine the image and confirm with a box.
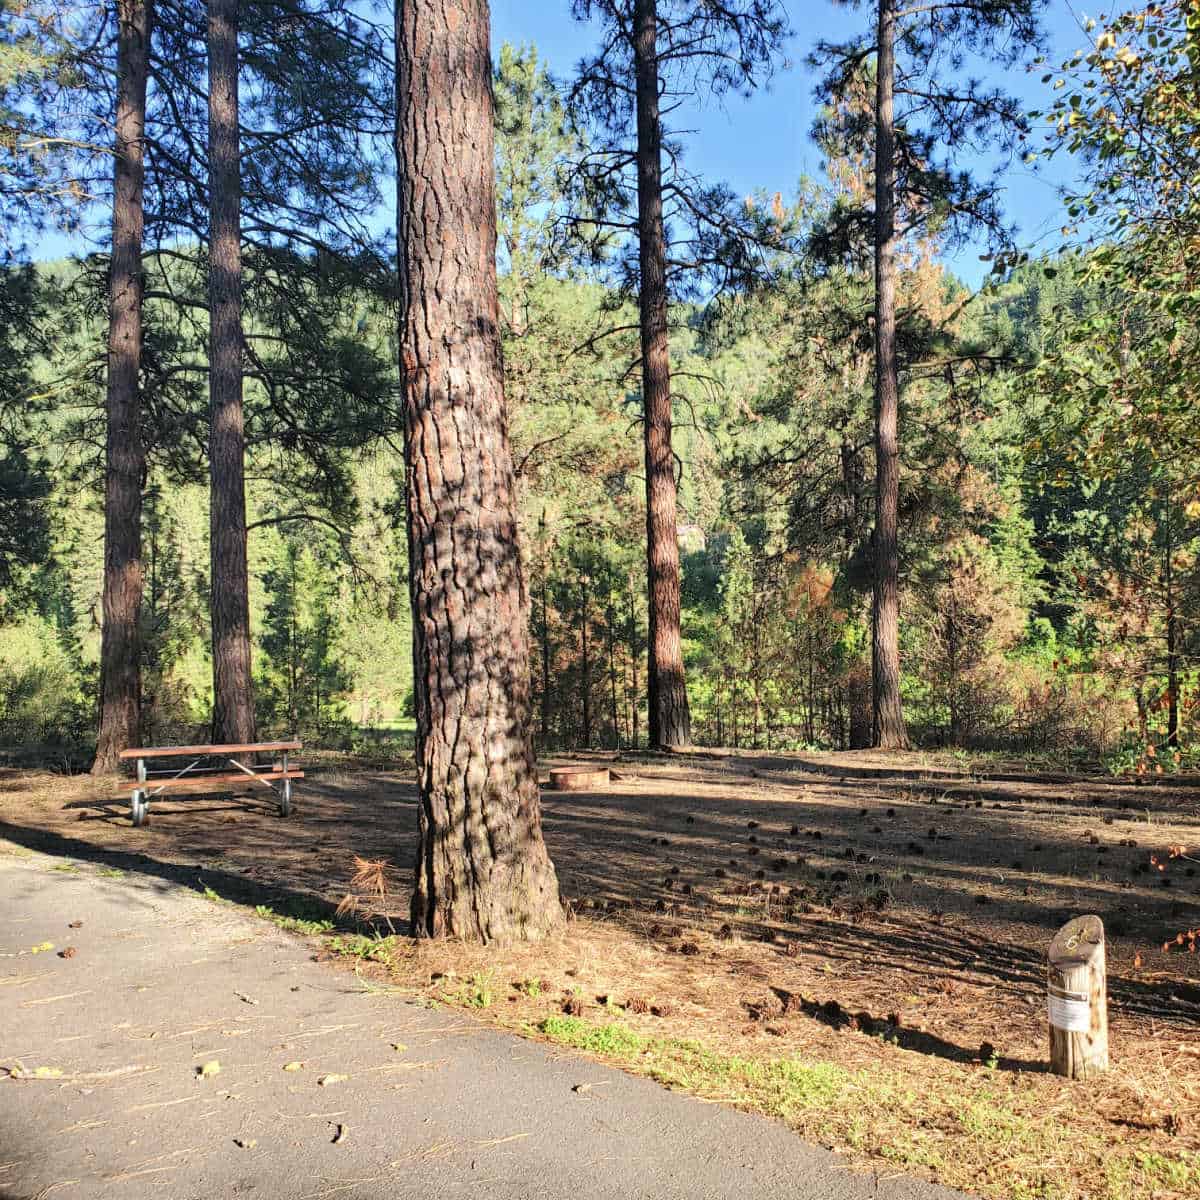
[0,848,967,1200]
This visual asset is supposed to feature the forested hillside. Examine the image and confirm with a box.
[2,8,1197,777]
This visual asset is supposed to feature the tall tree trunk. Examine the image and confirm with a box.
[871,0,908,750]
[627,581,640,749]
[538,513,551,751]
[208,0,256,744]
[947,606,960,744]
[396,0,561,943]
[580,579,591,747]
[1166,545,1179,747]
[841,438,872,749]
[607,604,620,749]
[633,0,690,750]
[805,629,815,745]
[539,570,551,750]
[92,0,153,776]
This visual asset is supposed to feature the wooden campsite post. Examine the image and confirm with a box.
[1047,914,1109,1080]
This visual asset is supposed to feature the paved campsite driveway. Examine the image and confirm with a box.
[0,850,965,1200]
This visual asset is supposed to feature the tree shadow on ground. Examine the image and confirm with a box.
[4,753,1198,1066]
[0,818,386,936]
[759,985,1048,1072]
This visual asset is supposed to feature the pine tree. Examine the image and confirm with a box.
[93,0,153,774]
[569,0,788,749]
[812,0,1044,747]
[396,0,562,942]
[207,0,255,745]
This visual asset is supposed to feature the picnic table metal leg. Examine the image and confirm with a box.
[279,750,292,817]
[132,758,148,827]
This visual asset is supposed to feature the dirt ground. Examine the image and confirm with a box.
[2,748,1199,1198]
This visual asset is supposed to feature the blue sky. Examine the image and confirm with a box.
[492,0,1100,287]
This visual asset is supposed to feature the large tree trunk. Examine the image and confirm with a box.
[396,0,562,943]
[633,0,691,750]
[871,0,909,750]
[93,0,153,777]
[208,0,256,745]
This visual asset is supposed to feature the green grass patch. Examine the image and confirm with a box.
[535,1013,1194,1199]
[327,932,397,965]
[446,970,497,1009]
[539,1015,849,1116]
[254,903,334,936]
[1105,1151,1200,1196]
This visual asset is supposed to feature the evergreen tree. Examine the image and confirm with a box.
[396,0,562,942]
[258,537,350,734]
[93,0,152,774]
[207,0,255,745]
[812,0,1044,747]
[0,268,51,598]
[569,0,789,749]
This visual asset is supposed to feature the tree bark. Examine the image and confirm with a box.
[580,580,591,747]
[396,0,562,943]
[634,0,691,750]
[841,438,872,750]
[871,0,909,750]
[1165,542,1179,747]
[93,0,153,777]
[208,0,256,745]
[607,604,620,749]
[538,514,551,751]
[627,579,640,748]
[539,570,551,750]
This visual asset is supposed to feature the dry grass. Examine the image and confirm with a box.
[3,749,1200,1198]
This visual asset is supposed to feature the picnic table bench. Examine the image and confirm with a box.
[117,741,303,827]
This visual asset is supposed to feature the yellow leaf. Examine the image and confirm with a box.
[30,942,54,954]
[197,1060,221,1079]
[317,1073,348,1087]
[390,1043,407,1053]
[282,1061,303,1072]
[13,1065,65,1079]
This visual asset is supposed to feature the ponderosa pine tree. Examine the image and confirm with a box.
[395,0,562,942]
[207,0,256,745]
[570,0,788,750]
[119,0,393,740]
[812,0,1043,748]
[93,0,153,775]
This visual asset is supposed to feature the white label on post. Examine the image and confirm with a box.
[1048,987,1090,1032]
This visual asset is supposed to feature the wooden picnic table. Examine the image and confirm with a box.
[118,741,303,827]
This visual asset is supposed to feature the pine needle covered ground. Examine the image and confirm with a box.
[3,749,1198,1199]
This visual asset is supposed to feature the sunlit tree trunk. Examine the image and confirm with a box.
[396,0,562,942]
[580,577,592,747]
[607,604,620,749]
[93,0,152,776]
[627,579,640,748]
[1165,541,1179,747]
[539,572,552,750]
[208,0,256,744]
[871,0,909,749]
[634,0,691,749]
